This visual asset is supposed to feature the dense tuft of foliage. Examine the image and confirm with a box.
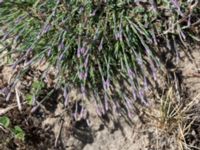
[0,0,199,118]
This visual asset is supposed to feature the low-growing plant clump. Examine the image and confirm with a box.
[0,0,199,122]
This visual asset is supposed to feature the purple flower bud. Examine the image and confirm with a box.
[104,94,109,111]
[25,47,33,56]
[36,33,42,40]
[83,108,87,119]
[52,9,56,17]
[125,102,132,118]
[78,6,84,14]
[138,90,148,106]
[0,87,9,97]
[81,85,86,98]
[77,48,81,58]
[150,0,158,12]
[42,24,51,34]
[79,72,84,80]
[112,101,120,116]
[80,47,85,54]
[74,101,78,120]
[25,57,35,66]
[127,68,132,77]
[132,89,137,100]
[2,32,9,41]
[15,16,25,24]
[56,0,61,5]
[32,95,36,105]
[136,56,143,66]
[138,90,144,100]
[150,62,157,80]
[143,77,148,91]
[90,7,98,16]
[31,105,39,114]
[14,34,20,42]
[84,55,89,68]
[6,92,11,101]
[112,102,117,115]
[103,79,110,90]
[80,106,84,119]
[12,56,25,69]
[101,104,106,115]
[58,53,64,61]
[128,68,135,79]
[83,47,89,57]
[124,96,132,109]
[77,47,87,57]
[144,46,151,56]
[171,0,184,16]
[63,86,68,106]
[98,38,104,51]
[47,49,52,57]
[58,42,64,51]
[95,101,102,116]
[151,30,158,46]
[115,32,121,40]
[79,71,87,81]
[86,119,91,127]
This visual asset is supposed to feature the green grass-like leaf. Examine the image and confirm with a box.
[12,126,25,141]
[0,116,10,128]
